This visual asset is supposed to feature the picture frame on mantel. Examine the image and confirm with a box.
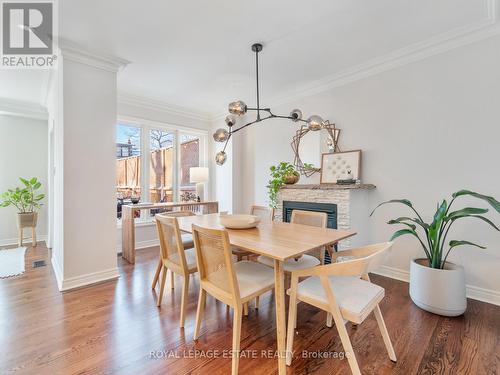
[320,150,362,184]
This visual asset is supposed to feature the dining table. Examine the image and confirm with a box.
[176,213,356,374]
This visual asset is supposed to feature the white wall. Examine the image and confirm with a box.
[222,35,500,303]
[0,115,48,245]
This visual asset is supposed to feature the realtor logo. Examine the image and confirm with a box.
[1,0,57,68]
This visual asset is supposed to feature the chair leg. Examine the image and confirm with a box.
[331,309,361,375]
[326,312,333,328]
[18,228,23,247]
[193,289,207,340]
[180,274,190,328]
[157,267,167,307]
[294,300,300,329]
[255,296,260,309]
[373,304,397,362]
[151,258,162,289]
[170,269,175,289]
[243,302,249,316]
[32,227,37,247]
[232,305,243,375]
[285,294,298,366]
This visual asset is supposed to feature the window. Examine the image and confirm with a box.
[116,123,141,201]
[149,129,174,204]
[179,134,200,202]
[115,119,207,221]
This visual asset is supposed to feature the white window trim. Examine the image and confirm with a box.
[117,115,209,224]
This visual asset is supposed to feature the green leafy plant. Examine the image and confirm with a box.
[370,190,500,269]
[0,177,45,213]
[268,162,299,208]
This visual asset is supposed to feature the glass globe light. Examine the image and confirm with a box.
[228,100,247,116]
[215,151,227,165]
[289,109,302,122]
[307,115,324,131]
[213,128,229,142]
[225,115,237,127]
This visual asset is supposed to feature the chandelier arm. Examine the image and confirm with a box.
[272,114,308,124]
[247,107,271,112]
[221,134,231,153]
[230,115,275,134]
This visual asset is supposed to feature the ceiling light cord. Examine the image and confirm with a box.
[255,47,260,121]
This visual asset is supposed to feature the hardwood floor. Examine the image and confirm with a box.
[1,243,498,375]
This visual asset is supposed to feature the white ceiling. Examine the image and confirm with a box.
[0,0,494,116]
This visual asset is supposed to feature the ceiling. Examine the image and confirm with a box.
[0,0,494,116]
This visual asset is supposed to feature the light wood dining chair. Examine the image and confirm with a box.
[152,211,196,291]
[153,211,197,328]
[257,209,327,271]
[231,205,274,261]
[192,224,275,375]
[285,242,397,375]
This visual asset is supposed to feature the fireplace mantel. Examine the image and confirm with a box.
[280,183,376,190]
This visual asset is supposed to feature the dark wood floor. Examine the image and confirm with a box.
[1,243,498,375]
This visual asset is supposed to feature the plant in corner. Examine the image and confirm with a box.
[1,177,45,247]
[268,162,300,208]
[370,190,500,316]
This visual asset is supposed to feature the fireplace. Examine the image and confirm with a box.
[276,183,375,251]
[283,201,338,261]
[282,201,337,229]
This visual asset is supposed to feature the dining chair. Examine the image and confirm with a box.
[231,205,274,261]
[285,242,397,375]
[192,224,275,375]
[152,211,196,291]
[257,209,327,271]
[153,211,197,328]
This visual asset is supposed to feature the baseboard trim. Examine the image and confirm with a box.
[373,265,500,306]
[0,235,48,247]
[116,239,159,253]
[58,267,120,292]
[51,253,64,290]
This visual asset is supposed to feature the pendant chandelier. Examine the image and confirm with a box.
[213,43,328,166]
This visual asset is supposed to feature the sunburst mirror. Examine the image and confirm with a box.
[291,121,341,177]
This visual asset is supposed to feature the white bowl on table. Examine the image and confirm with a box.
[219,214,261,229]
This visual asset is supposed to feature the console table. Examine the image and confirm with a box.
[121,201,219,264]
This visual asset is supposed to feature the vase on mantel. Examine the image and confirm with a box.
[283,174,299,184]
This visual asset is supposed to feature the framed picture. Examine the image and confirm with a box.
[320,150,362,184]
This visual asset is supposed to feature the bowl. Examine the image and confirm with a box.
[219,214,261,229]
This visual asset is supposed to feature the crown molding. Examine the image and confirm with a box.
[117,92,212,122]
[0,97,48,120]
[58,39,130,73]
[213,0,499,117]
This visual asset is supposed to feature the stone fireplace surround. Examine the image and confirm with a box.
[275,183,375,250]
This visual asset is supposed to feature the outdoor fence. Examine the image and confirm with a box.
[116,139,199,203]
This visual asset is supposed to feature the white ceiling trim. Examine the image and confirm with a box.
[113,0,499,122]
[117,92,213,123]
[212,0,499,119]
[0,97,48,120]
[59,39,130,73]
[267,0,499,109]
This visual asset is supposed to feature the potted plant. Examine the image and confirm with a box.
[1,177,45,246]
[268,162,300,208]
[371,190,499,316]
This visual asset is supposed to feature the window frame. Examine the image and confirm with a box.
[117,116,208,223]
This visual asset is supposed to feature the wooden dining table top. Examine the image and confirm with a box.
[176,213,356,262]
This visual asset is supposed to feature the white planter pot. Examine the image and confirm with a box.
[409,258,466,317]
